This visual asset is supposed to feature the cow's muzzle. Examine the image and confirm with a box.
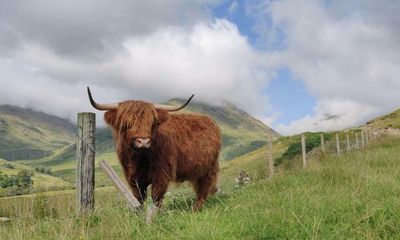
[133,138,151,149]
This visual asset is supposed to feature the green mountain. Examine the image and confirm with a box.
[0,105,76,160]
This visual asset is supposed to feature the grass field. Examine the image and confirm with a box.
[1,135,399,239]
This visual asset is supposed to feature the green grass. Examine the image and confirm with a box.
[1,135,399,239]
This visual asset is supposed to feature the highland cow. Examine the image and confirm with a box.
[87,87,221,211]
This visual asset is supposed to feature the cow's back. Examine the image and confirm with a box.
[154,113,221,181]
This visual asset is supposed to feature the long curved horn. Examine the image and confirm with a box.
[154,94,194,112]
[87,87,119,111]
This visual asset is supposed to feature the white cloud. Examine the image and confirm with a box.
[253,0,400,134]
[275,99,376,135]
[0,19,274,124]
[0,0,221,58]
[2,0,399,135]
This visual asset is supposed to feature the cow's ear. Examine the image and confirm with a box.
[156,109,170,125]
[104,110,117,128]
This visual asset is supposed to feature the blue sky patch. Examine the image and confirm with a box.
[265,68,316,125]
[212,1,315,125]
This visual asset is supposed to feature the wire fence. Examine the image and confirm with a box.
[0,148,53,161]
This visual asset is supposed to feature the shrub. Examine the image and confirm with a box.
[2,163,14,169]
[35,165,52,175]
[275,132,332,166]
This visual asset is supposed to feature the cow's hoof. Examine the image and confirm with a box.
[192,204,203,212]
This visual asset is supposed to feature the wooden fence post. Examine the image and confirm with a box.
[267,136,274,179]
[368,130,372,140]
[268,138,274,178]
[355,132,360,149]
[346,133,350,151]
[336,134,340,155]
[320,133,325,153]
[370,130,374,140]
[301,134,306,168]
[361,131,365,148]
[76,112,96,215]
[365,130,369,145]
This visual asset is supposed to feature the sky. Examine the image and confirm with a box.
[0,0,399,135]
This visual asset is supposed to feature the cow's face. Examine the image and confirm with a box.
[104,101,169,149]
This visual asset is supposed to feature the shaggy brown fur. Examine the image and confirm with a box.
[104,101,221,210]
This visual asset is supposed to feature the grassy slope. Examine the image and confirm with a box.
[1,135,399,239]
[366,108,400,129]
[0,158,72,191]
[0,105,75,160]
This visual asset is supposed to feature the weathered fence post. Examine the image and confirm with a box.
[346,133,350,151]
[370,129,374,140]
[368,129,372,140]
[268,137,274,178]
[336,134,340,155]
[320,133,325,153]
[361,131,365,148]
[365,130,369,145]
[76,112,96,215]
[355,132,360,149]
[99,160,141,210]
[301,134,306,168]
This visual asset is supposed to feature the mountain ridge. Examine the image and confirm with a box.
[0,105,76,160]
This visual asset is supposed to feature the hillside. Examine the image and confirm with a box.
[0,158,72,197]
[365,108,400,129]
[0,105,76,160]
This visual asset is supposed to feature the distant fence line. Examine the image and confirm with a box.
[264,127,400,180]
[0,148,52,161]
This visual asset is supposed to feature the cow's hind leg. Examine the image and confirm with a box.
[192,171,218,211]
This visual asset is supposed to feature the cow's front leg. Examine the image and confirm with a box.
[151,179,168,208]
